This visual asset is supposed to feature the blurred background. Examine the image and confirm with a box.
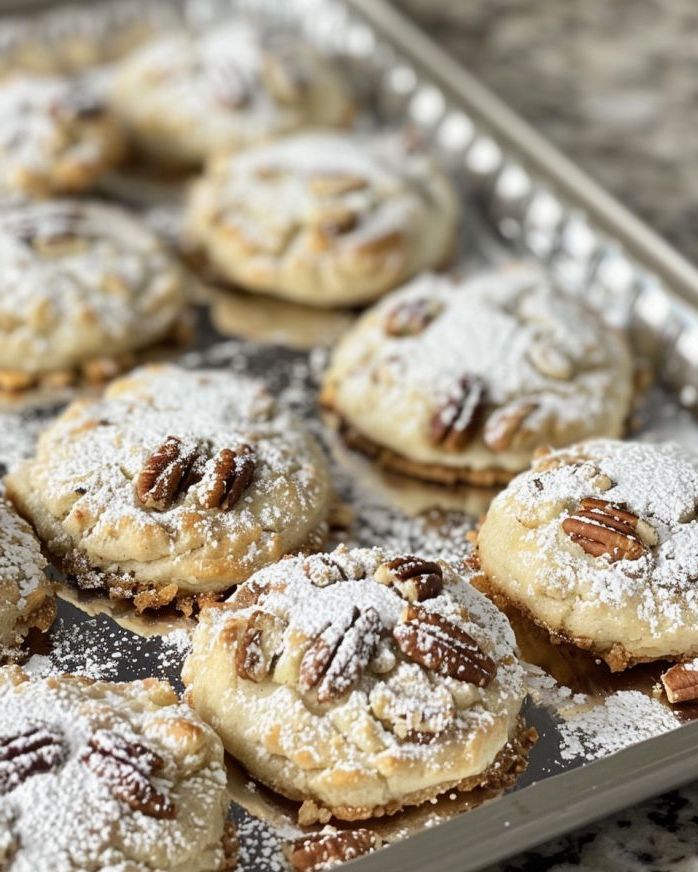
[397,0,698,264]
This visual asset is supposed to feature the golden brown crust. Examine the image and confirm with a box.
[475,571,642,672]
[0,311,193,398]
[295,719,537,825]
[337,419,517,488]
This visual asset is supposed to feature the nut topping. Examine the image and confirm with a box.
[82,730,176,819]
[236,609,286,683]
[201,444,256,510]
[285,828,382,871]
[0,723,66,795]
[374,556,443,602]
[385,297,444,337]
[561,498,651,562]
[430,375,486,451]
[299,607,382,703]
[136,436,202,511]
[483,399,539,452]
[661,662,698,704]
[393,603,497,686]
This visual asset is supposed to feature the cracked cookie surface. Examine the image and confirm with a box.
[0,199,188,393]
[183,545,527,824]
[0,496,55,663]
[0,666,235,871]
[185,131,458,307]
[0,72,125,197]
[478,439,698,669]
[111,21,353,166]
[5,364,332,611]
[321,265,633,482]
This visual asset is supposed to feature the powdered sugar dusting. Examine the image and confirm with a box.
[558,691,680,762]
[505,439,698,632]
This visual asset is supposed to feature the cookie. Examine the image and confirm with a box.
[477,439,698,670]
[111,22,353,166]
[0,1,181,77]
[5,364,332,612]
[0,497,55,663]
[183,545,528,824]
[0,666,235,871]
[0,73,125,198]
[0,199,188,393]
[321,265,634,484]
[185,132,458,307]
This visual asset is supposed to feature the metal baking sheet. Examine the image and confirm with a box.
[4,0,698,870]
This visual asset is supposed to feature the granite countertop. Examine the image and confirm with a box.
[394,2,698,869]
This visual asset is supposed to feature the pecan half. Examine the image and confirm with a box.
[82,730,175,819]
[561,498,653,562]
[236,609,286,682]
[374,556,443,602]
[285,829,382,872]
[385,297,444,337]
[299,607,382,703]
[393,604,497,686]
[483,399,539,452]
[136,436,202,511]
[0,723,66,795]
[201,444,256,510]
[430,375,486,451]
[662,662,698,704]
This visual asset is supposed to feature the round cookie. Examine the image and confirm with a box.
[111,22,354,166]
[5,364,332,612]
[0,1,182,77]
[0,496,55,663]
[183,545,528,825]
[0,199,188,393]
[478,439,698,670]
[321,265,634,484]
[184,131,459,307]
[0,666,235,871]
[0,73,125,198]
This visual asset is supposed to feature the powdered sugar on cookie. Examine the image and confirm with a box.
[0,667,232,871]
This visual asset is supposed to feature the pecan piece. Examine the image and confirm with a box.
[285,829,382,871]
[483,400,539,452]
[299,607,382,703]
[393,604,496,686]
[82,730,175,819]
[561,498,653,562]
[374,556,443,602]
[236,609,286,683]
[662,662,698,704]
[136,436,202,511]
[201,444,256,510]
[430,375,486,451]
[0,723,66,795]
[385,297,444,337]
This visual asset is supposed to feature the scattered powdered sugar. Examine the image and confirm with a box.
[234,812,293,872]
[558,691,680,763]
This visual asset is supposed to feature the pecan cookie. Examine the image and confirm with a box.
[184,131,458,307]
[5,365,332,612]
[183,545,529,824]
[321,265,633,484]
[0,73,125,198]
[478,439,698,670]
[0,666,235,871]
[111,22,353,166]
[0,200,188,393]
[0,496,55,663]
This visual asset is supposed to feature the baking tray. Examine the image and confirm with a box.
[3,0,698,870]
